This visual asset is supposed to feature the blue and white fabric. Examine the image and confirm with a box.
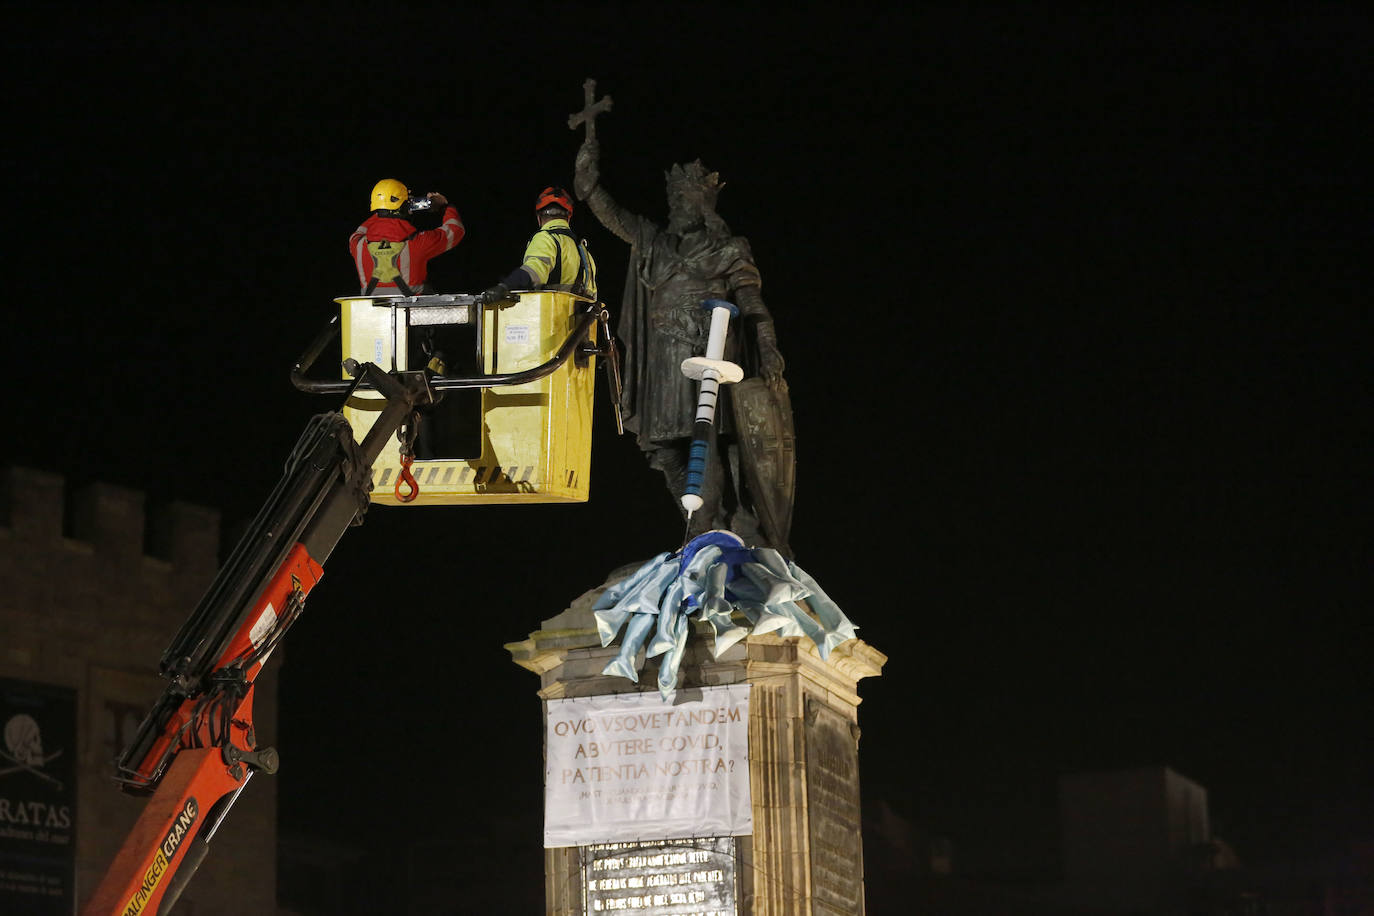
[593,531,858,698]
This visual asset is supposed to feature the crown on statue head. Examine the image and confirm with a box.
[665,160,724,203]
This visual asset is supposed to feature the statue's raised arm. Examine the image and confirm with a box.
[570,79,655,247]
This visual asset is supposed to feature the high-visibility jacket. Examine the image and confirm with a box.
[500,218,597,299]
[349,205,464,295]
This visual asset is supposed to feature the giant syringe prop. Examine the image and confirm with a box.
[680,299,744,533]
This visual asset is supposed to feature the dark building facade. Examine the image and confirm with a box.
[0,466,280,914]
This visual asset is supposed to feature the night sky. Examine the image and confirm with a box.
[6,4,1370,905]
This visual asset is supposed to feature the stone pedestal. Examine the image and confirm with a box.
[507,577,886,916]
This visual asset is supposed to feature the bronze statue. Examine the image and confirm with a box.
[570,80,796,555]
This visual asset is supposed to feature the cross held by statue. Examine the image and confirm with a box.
[568,77,613,140]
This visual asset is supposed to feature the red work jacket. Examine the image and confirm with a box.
[349,205,465,294]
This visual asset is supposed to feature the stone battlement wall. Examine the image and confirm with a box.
[0,463,224,676]
[0,466,219,574]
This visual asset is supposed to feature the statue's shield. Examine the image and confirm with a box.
[732,377,796,553]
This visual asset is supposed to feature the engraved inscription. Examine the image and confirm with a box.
[582,836,737,914]
[805,698,865,914]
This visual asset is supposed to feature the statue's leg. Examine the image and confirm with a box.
[648,443,688,498]
[721,442,761,545]
[648,440,728,538]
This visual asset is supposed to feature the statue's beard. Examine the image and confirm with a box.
[668,210,706,233]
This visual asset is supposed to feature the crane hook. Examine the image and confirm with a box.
[394,454,419,503]
[394,412,421,503]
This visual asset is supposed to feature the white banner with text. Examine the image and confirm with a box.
[544,684,752,848]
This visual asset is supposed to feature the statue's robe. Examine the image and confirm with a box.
[615,221,763,448]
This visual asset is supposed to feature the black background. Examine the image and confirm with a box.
[5,4,1369,908]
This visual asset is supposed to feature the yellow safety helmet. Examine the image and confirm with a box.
[370,178,410,212]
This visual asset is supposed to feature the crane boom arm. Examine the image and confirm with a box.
[82,362,427,916]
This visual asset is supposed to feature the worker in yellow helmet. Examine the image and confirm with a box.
[480,186,597,304]
[350,179,465,295]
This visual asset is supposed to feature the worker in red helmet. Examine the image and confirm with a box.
[349,178,465,295]
[480,186,597,304]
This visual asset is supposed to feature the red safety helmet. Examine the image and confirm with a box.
[534,186,574,216]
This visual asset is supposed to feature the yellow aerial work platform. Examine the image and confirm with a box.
[297,291,616,506]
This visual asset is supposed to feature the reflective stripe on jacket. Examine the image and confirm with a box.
[349,205,464,293]
[513,218,597,298]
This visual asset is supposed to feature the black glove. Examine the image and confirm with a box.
[480,283,513,305]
